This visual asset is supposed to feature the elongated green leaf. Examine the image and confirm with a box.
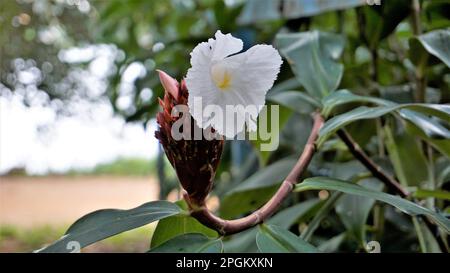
[321,89,388,117]
[436,158,450,187]
[149,233,223,253]
[399,109,450,139]
[220,157,297,218]
[412,217,442,253]
[268,91,321,114]
[335,179,384,243]
[256,224,319,253]
[151,201,217,248]
[406,122,450,158]
[317,104,450,147]
[318,105,399,147]
[384,126,429,187]
[300,161,368,241]
[37,201,181,253]
[321,90,450,124]
[224,199,321,253]
[318,233,347,253]
[417,29,450,68]
[269,199,322,227]
[295,177,450,233]
[238,0,366,24]
[268,78,302,96]
[276,31,345,99]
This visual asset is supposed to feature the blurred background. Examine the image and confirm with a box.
[1,0,449,252]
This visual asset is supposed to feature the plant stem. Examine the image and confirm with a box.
[412,216,428,253]
[411,0,422,36]
[186,112,324,235]
[337,129,409,197]
[427,146,435,209]
[375,119,385,157]
[411,0,427,103]
[370,48,379,85]
[373,204,385,242]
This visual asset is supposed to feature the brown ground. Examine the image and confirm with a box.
[0,175,159,227]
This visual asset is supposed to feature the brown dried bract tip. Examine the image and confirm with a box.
[155,70,224,206]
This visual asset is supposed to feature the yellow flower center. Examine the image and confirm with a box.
[211,63,232,91]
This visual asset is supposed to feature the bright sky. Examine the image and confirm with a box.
[0,44,159,175]
[0,95,158,175]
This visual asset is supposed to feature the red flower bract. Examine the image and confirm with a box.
[155,70,224,206]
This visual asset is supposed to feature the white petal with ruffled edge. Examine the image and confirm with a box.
[185,30,282,138]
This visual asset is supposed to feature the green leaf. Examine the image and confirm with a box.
[295,177,450,233]
[268,78,302,96]
[384,126,429,187]
[220,157,297,218]
[318,105,398,147]
[335,178,384,243]
[321,89,388,117]
[317,104,450,147]
[267,91,321,114]
[417,29,450,68]
[151,201,217,248]
[405,122,450,158]
[238,0,366,24]
[256,224,319,253]
[321,90,450,123]
[276,31,345,99]
[300,161,368,241]
[401,111,450,140]
[317,233,347,253]
[412,217,442,253]
[224,199,321,253]
[436,157,450,187]
[268,199,322,227]
[149,233,223,253]
[37,201,181,253]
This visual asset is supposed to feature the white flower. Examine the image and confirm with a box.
[185,30,283,138]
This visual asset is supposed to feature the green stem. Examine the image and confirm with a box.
[412,216,428,253]
[411,0,422,36]
[427,146,435,209]
[411,0,427,103]
[375,119,385,158]
[373,204,385,242]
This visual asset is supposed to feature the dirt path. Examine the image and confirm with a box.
[0,176,159,227]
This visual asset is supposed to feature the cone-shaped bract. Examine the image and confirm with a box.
[155,71,224,206]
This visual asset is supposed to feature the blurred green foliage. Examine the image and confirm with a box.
[2,157,172,177]
[70,158,157,176]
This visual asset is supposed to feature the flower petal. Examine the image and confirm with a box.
[218,44,283,134]
[211,30,243,61]
[225,44,283,100]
